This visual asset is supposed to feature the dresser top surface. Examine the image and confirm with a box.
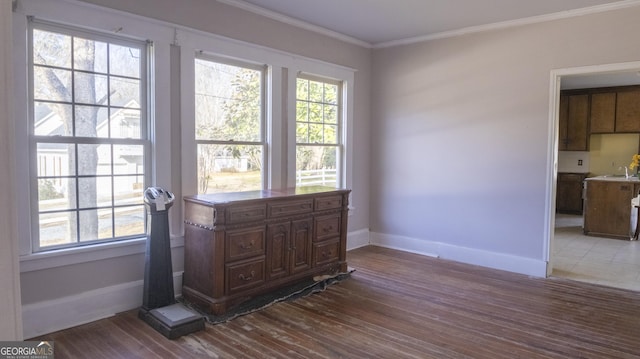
[184,186,350,205]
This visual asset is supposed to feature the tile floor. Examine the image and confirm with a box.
[553,213,640,291]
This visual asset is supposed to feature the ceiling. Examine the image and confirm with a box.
[220,0,640,89]
[221,0,632,47]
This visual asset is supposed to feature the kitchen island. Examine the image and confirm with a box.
[583,176,640,239]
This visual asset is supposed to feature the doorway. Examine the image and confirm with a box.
[548,62,640,291]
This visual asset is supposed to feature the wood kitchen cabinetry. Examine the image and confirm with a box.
[615,89,640,132]
[182,187,350,315]
[556,173,587,215]
[559,93,589,151]
[583,179,640,239]
[589,92,616,133]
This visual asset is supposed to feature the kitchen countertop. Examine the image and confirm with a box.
[585,175,640,182]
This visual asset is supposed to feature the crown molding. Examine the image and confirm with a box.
[216,0,372,48]
[216,0,640,50]
[375,0,640,48]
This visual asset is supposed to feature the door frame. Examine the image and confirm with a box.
[545,61,640,277]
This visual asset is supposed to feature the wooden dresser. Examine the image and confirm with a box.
[182,186,350,315]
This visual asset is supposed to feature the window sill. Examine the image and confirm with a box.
[19,235,185,273]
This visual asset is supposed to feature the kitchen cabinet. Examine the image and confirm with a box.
[182,187,350,315]
[559,93,589,151]
[556,173,587,215]
[583,179,640,239]
[589,92,616,133]
[615,89,640,132]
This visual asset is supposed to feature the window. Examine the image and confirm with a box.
[30,21,149,251]
[295,75,342,188]
[194,56,265,194]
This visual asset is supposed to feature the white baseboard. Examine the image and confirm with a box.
[346,228,370,250]
[370,232,547,277]
[22,272,183,339]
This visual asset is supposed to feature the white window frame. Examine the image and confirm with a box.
[28,19,151,252]
[179,29,355,197]
[294,73,344,188]
[13,0,174,270]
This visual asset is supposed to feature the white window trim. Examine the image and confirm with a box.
[13,0,174,268]
[178,26,355,199]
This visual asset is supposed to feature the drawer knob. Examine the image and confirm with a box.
[238,270,255,281]
[240,240,255,250]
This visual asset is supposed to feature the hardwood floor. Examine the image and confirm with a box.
[36,246,640,358]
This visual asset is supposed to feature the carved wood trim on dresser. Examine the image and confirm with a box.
[182,186,350,315]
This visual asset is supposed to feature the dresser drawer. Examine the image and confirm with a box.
[313,239,340,266]
[228,204,266,224]
[315,195,343,211]
[268,199,313,218]
[226,258,265,293]
[314,214,341,241]
[225,226,265,262]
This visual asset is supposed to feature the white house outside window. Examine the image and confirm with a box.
[194,56,266,194]
[295,75,342,188]
[30,21,149,251]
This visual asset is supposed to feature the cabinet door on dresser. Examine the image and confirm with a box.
[265,220,312,280]
[615,90,640,132]
[290,218,313,274]
[590,92,616,133]
[266,223,290,280]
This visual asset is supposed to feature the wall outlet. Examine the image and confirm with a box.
[578,160,583,166]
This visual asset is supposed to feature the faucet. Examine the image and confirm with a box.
[625,166,629,179]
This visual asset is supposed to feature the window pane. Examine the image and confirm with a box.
[195,59,261,142]
[309,123,324,143]
[110,77,140,108]
[37,143,75,176]
[296,123,308,143]
[325,125,338,144]
[309,81,323,103]
[77,144,108,175]
[324,83,338,104]
[113,145,144,175]
[38,178,76,211]
[75,105,108,137]
[197,144,262,194]
[79,208,112,241]
[296,145,338,188]
[296,78,308,100]
[34,67,72,102]
[33,29,71,68]
[74,37,108,73]
[78,176,111,208]
[109,44,140,78]
[114,175,144,206]
[39,212,76,247]
[114,205,145,237]
[34,102,73,136]
[74,72,108,105]
[296,101,308,122]
[324,104,338,124]
[309,104,322,123]
[110,108,141,139]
